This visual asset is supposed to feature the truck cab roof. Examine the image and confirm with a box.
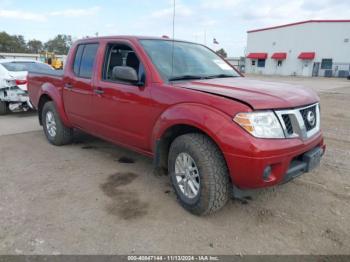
[73,35,198,45]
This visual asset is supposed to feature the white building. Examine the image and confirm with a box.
[245,20,350,77]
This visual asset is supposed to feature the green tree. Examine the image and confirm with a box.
[0,31,27,53]
[12,35,27,52]
[27,39,43,53]
[0,31,13,52]
[216,48,228,58]
[44,34,72,54]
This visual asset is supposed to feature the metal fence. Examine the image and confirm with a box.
[226,57,246,73]
[312,62,350,78]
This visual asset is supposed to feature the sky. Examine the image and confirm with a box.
[0,0,349,56]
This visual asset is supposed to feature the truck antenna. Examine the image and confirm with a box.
[171,0,176,79]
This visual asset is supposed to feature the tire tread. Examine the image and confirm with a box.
[169,133,230,215]
[42,101,73,146]
[0,101,8,115]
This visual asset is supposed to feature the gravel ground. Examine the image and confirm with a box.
[0,76,349,255]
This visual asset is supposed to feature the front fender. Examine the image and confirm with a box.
[40,83,72,127]
[151,103,232,152]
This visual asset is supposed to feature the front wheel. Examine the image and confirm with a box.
[42,101,73,146]
[168,133,230,215]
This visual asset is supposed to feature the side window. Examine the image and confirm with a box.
[79,44,99,78]
[73,45,84,75]
[257,59,266,67]
[102,43,145,84]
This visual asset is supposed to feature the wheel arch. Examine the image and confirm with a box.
[152,103,231,174]
[37,83,71,127]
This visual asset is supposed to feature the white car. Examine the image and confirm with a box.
[0,59,54,115]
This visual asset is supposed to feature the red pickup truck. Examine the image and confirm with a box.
[28,36,325,215]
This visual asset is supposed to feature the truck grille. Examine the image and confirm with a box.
[275,103,320,140]
[281,114,294,135]
[300,105,317,131]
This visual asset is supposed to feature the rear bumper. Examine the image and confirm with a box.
[223,132,325,189]
[0,87,29,102]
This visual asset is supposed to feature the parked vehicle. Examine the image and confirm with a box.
[27,36,325,215]
[0,59,54,114]
[39,51,64,70]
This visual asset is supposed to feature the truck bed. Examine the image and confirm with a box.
[27,70,64,109]
[29,69,64,77]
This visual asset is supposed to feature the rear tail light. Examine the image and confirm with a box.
[15,79,27,85]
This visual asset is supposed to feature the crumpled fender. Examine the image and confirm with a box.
[39,82,72,127]
[151,102,231,152]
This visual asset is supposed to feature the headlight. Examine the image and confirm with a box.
[233,111,285,138]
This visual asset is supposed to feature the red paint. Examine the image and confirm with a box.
[298,52,316,60]
[27,36,325,189]
[271,52,287,60]
[247,53,268,59]
[175,77,318,109]
[15,79,27,85]
[248,19,350,33]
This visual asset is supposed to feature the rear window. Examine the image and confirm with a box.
[73,45,84,75]
[1,62,54,72]
[72,43,99,78]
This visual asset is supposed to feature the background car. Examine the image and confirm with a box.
[0,59,54,114]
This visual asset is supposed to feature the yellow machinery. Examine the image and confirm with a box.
[39,51,63,70]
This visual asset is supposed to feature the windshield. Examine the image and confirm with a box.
[139,39,240,81]
[1,62,54,72]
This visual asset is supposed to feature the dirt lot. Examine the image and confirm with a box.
[0,76,349,255]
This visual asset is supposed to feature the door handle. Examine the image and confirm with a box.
[65,83,73,89]
[94,89,104,95]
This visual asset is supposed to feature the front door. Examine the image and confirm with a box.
[63,43,99,130]
[250,60,257,73]
[91,42,155,151]
[312,62,320,77]
[275,60,283,75]
[302,61,311,76]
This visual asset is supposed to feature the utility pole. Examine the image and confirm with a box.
[170,0,176,77]
[172,0,175,40]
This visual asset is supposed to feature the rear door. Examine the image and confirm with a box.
[63,43,99,131]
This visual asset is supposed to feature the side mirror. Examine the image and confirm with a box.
[112,66,139,84]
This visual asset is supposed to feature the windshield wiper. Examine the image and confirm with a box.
[205,74,236,79]
[168,74,237,81]
[168,75,206,81]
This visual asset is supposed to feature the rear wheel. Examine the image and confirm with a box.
[42,101,73,146]
[168,133,230,215]
[0,101,8,115]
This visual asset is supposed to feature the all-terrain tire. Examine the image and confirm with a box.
[0,101,8,115]
[168,133,230,215]
[42,101,73,146]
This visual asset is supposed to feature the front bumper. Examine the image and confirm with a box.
[280,145,324,184]
[223,132,325,189]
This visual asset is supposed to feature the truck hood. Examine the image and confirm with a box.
[175,77,319,110]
